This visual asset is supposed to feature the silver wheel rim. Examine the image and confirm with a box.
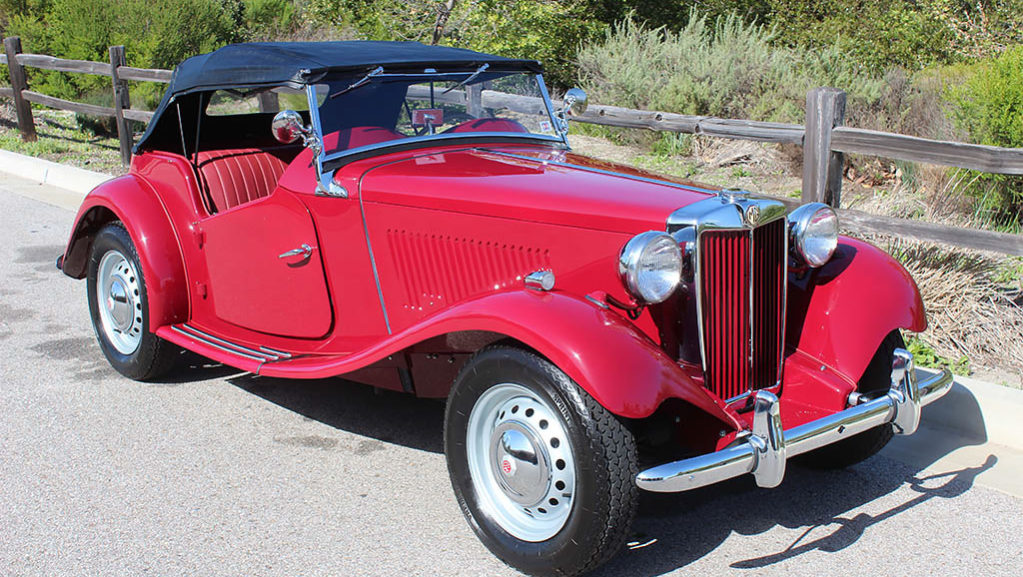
[466,383,576,542]
[96,250,144,355]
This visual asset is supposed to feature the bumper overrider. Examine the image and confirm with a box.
[636,349,954,492]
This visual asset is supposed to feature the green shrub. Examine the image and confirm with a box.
[304,0,606,88]
[5,0,245,107]
[73,88,118,136]
[576,11,884,125]
[242,0,296,40]
[947,46,1023,217]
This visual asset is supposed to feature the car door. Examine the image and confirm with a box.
[201,189,333,338]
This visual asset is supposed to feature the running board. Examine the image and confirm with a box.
[166,323,293,365]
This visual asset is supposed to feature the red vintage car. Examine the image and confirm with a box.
[59,42,952,576]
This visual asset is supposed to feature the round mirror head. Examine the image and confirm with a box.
[564,88,588,116]
[271,110,305,144]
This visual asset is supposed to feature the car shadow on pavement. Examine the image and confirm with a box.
[227,374,445,454]
[592,453,997,577]
[210,365,993,576]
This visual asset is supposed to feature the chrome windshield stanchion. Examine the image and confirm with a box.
[635,348,954,493]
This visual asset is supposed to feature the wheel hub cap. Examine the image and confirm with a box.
[107,279,132,330]
[465,383,577,542]
[492,423,550,506]
[96,250,143,355]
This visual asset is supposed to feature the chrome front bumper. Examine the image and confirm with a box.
[636,349,954,492]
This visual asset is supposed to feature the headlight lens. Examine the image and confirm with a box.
[788,203,838,267]
[619,231,683,303]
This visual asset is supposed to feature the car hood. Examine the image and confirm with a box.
[355,146,717,234]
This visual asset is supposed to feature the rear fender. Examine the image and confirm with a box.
[787,237,926,384]
[61,175,188,328]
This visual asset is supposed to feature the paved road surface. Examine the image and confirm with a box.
[1,176,1021,576]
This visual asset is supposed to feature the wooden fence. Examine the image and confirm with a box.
[2,36,1022,256]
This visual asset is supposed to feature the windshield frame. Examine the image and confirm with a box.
[304,71,567,172]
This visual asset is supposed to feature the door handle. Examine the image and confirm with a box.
[278,243,313,259]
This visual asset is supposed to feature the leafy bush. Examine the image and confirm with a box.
[947,45,1023,216]
[5,0,245,107]
[576,11,884,124]
[304,0,606,88]
[242,0,296,40]
[74,89,118,136]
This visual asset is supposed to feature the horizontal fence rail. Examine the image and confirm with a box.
[0,35,166,164]
[0,36,1020,255]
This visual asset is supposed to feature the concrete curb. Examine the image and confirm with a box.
[0,149,112,196]
[918,368,1020,450]
[0,148,1020,451]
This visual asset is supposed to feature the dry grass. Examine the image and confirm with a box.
[883,241,1023,381]
[847,177,1023,387]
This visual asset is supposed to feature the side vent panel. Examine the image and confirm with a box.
[387,230,551,309]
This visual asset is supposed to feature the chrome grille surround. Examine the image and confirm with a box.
[667,190,789,401]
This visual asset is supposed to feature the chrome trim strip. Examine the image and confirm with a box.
[635,351,953,493]
[259,346,292,359]
[322,133,563,167]
[483,149,720,195]
[171,325,269,362]
[177,324,283,361]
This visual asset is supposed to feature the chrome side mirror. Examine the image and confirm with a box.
[563,87,588,116]
[271,110,308,144]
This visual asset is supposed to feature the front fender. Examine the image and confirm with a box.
[61,175,188,328]
[787,237,926,384]
[261,290,741,431]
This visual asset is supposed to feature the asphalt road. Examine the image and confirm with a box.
[1,177,1021,577]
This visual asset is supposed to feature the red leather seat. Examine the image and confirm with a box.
[323,126,403,153]
[196,147,298,213]
[443,118,528,134]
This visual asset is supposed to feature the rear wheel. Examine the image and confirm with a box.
[444,346,638,576]
[87,222,178,381]
[798,331,904,469]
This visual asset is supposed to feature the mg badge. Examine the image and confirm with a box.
[745,205,761,227]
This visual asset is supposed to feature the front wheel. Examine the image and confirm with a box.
[444,346,638,576]
[86,222,178,381]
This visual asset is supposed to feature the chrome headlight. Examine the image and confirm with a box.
[619,231,682,304]
[788,203,838,268]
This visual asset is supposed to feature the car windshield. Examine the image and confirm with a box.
[307,70,561,157]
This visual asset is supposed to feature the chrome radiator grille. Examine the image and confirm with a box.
[699,218,786,400]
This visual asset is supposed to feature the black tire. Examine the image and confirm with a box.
[86,222,178,381]
[444,346,638,577]
[798,331,904,469]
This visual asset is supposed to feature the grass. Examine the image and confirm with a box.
[0,104,126,175]
[906,335,971,376]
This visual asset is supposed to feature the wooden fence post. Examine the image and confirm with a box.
[3,36,37,142]
[802,87,846,207]
[109,45,132,166]
[257,91,279,113]
[467,84,482,117]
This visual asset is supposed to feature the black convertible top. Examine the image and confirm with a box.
[136,41,542,152]
[166,41,542,95]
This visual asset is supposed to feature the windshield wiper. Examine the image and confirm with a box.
[329,66,384,99]
[442,63,489,95]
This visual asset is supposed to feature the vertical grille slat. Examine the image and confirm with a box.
[699,219,785,400]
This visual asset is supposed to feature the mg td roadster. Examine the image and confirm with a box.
[59,42,953,576]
